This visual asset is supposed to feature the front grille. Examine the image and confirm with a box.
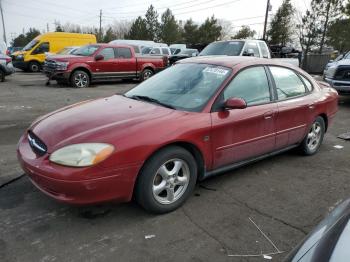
[43,59,58,71]
[28,131,47,156]
[334,66,350,81]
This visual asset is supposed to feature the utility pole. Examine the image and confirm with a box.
[99,9,102,41]
[47,23,49,33]
[0,0,7,44]
[262,0,270,41]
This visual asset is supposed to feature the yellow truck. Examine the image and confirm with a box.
[12,32,96,72]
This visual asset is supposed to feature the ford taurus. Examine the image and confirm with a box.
[17,57,338,213]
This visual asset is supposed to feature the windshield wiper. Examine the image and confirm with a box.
[128,95,176,110]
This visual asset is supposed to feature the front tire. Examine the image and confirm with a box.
[0,70,5,82]
[71,70,90,88]
[299,116,325,155]
[28,61,41,72]
[135,146,197,213]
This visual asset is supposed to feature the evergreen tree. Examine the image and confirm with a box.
[160,9,181,44]
[126,16,149,40]
[11,28,41,47]
[182,19,199,45]
[314,0,343,54]
[145,5,160,41]
[102,27,117,43]
[232,26,256,39]
[198,16,222,44]
[326,19,350,53]
[267,0,294,45]
[55,25,63,32]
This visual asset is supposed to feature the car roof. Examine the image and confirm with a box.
[178,56,299,71]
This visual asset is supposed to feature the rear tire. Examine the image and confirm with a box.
[140,68,154,82]
[135,146,197,214]
[28,61,41,72]
[71,70,90,88]
[299,116,325,155]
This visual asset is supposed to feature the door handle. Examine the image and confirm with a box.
[264,111,274,119]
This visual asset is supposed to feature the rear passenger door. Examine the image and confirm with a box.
[114,47,137,78]
[268,66,312,149]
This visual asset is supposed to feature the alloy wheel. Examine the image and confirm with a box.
[152,158,190,205]
[74,73,88,88]
[306,122,322,151]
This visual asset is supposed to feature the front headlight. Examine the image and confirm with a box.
[56,61,69,70]
[49,143,114,167]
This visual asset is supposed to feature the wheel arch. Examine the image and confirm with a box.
[70,67,92,82]
[318,113,328,132]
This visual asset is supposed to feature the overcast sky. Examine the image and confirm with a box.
[1,0,310,43]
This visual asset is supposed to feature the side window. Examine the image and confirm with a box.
[300,74,313,92]
[162,48,169,55]
[270,67,306,99]
[116,47,132,58]
[258,42,269,58]
[99,48,115,61]
[223,67,271,106]
[243,42,260,57]
[150,48,160,55]
[32,42,49,54]
[131,45,140,54]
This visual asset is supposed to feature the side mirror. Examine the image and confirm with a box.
[95,54,104,61]
[243,49,255,57]
[224,97,247,109]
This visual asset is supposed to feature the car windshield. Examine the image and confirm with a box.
[23,39,39,51]
[125,63,231,112]
[344,52,350,60]
[74,45,99,56]
[180,49,196,55]
[200,41,244,56]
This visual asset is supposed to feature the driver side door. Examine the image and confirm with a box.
[210,66,277,169]
[92,47,118,79]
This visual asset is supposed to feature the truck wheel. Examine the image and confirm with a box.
[71,70,90,88]
[140,69,154,81]
[0,70,4,82]
[135,146,197,213]
[28,61,41,72]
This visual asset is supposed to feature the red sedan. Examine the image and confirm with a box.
[17,57,338,213]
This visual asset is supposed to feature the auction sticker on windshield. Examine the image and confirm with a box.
[203,67,230,76]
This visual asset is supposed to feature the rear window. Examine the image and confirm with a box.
[200,41,244,56]
[116,47,132,59]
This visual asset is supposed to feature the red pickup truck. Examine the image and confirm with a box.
[43,44,167,88]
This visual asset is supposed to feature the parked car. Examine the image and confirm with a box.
[169,44,186,55]
[109,39,156,55]
[324,52,350,94]
[168,48,199,65]
[284,198,350,262]
[43,44,167,87]
[200,40,300,67]
[11,32,96,72]
[142,46,171,56]
[0,52,15,81]
[18,57,338,213]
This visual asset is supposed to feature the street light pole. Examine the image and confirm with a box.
[263,0,270,41]
[0,0,7,44]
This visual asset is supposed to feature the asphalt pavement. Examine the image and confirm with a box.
[1,72,350,262]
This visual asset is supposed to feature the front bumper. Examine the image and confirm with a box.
[324,78,350,94]
[17,133,140,204]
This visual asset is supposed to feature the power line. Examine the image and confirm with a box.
[174,0,243,16]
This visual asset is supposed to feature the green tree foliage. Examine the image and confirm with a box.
[198,16,222,44]
[232,26,256,39]
[126,16,149,40]
[314,0,344,53]
[267,0,295,45]
[11,28,41,47]
[102,27,117,43]
[159,9,181,44]
[182,19,199,45]
[145,5,160,41]
[326,19,350,53]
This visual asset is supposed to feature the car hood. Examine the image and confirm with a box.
[31,95,184,152]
